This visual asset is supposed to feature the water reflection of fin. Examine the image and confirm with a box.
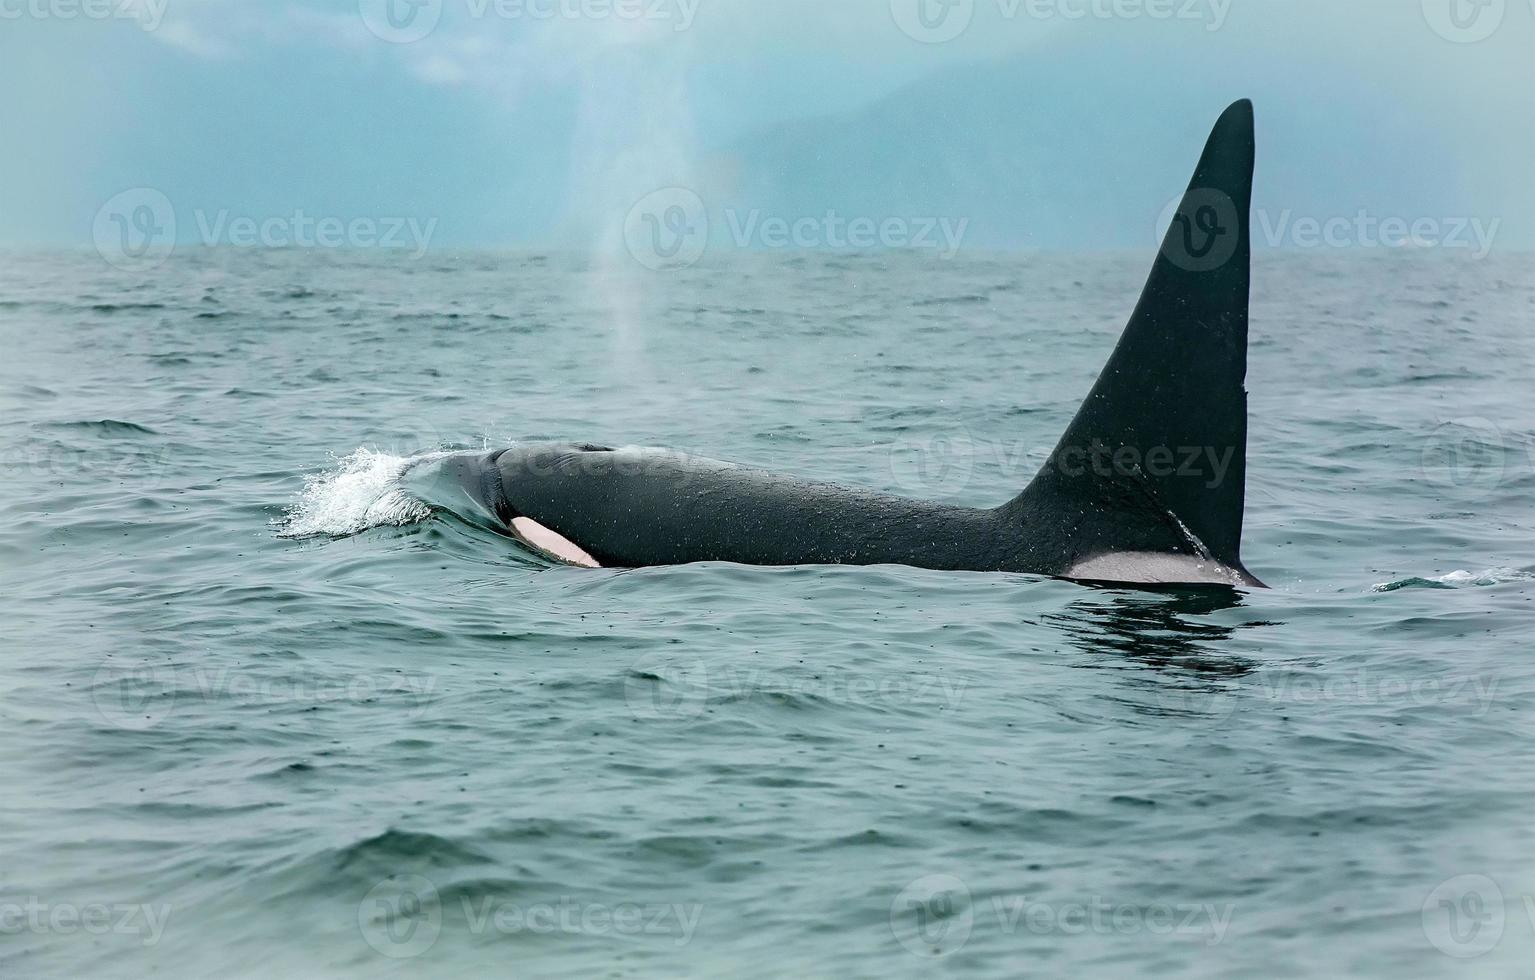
[1050,588,1264,673]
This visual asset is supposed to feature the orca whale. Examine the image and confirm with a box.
[430,99,1265,588]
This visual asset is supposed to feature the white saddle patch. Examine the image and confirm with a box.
[1066,551,1246,587]
[510,517,602,569]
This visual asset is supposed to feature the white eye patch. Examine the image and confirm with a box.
[510,517,602,569]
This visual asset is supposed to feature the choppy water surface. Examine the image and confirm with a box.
[2,249,1532,978]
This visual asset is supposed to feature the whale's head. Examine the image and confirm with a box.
[402,450,513,529]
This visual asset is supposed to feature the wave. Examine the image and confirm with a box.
[333,828,493,873]
[45,418,157,435]
[87,302,167,313]
[275,448,438,539]
[1372,567,1535,592]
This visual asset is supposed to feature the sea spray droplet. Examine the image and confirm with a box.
[276,448,437,539]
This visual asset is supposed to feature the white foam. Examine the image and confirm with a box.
[276,449,438,539]
[1372,567,1535,592]
[1434,568,1533,588]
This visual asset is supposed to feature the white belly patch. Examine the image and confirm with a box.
[510,517,602,569]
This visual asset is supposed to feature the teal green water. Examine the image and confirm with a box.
[2,249,1533,978]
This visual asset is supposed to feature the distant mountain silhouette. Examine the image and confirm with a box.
[695,35,1455,250]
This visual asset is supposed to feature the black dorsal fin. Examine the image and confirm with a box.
[1008,99,1259,583]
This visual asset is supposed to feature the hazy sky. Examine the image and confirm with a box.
[2,0,1531,252]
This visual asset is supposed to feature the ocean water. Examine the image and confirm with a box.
[2,247,1532,978]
